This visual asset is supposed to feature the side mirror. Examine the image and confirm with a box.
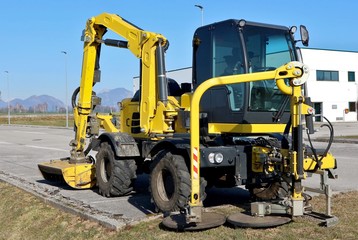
[300,25,309,47]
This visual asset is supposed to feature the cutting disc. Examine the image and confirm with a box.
[162,212,226,231]
[227,212,291,228]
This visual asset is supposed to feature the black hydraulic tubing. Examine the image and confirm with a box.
[72,87,81,108]
[281,117,291,149]
[293,125,304,178]
[321,116,334,157]
[273,95,289,123]
[156,39,168,105]
[306,128,319,163]
[305,115,334,169]
[103,39,128,48]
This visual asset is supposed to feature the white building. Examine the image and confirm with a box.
[133,48,358,122]
[301,48,358,122]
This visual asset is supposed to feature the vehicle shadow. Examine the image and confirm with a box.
[127,173,252,216]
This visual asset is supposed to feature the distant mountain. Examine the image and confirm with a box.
[6,95,65,112]
[0,88,133,113]
[0,100,6,108]
[97,88,133,108]
[14,95,64,110]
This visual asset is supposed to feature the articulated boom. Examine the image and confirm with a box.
[72,13,171,162]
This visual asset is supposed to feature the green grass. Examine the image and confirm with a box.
[1,180,358,240]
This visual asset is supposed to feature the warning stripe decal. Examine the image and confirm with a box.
[193,147,199,179]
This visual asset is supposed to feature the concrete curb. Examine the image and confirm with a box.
[308,138,358,144]
[0,171,162,230]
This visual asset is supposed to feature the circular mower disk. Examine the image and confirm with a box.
[162,212,226,231]
[227,212,291,228]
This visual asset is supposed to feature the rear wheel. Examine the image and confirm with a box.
[250,180,289,200]
[95,142,137,197]
[150,150,207,212]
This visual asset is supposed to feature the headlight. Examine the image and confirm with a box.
[214,153,224,163]
[208,153,215,163]
[208,152,224,164]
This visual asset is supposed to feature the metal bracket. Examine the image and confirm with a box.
[304,170,338,227]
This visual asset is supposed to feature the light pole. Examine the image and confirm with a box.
[4,71,10,125]
[194,4,204,26]
[61,51,69,128]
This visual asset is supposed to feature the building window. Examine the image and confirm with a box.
[349,102,356,112]
[316,70,339,81]
[348,71,355,82]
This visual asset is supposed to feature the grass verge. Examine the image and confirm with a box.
[0,114,74,127]
[1,180,358,240]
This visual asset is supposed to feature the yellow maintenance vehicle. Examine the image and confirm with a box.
[38,13,337,230]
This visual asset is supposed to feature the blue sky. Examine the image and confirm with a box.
[1,0,357,103]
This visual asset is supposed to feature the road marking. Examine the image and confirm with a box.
[13,130,47,135]
[0,141,67,152]
[24,145,68,152]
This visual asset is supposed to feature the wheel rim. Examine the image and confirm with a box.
[100,156,112,183]
[157,168,175,201]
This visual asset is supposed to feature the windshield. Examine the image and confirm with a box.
[243,25,296,111]
[193,21,297,114]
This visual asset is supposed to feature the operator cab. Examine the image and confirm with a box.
[192,19,299,126]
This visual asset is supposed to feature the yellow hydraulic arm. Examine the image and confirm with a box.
[71,13,169,162]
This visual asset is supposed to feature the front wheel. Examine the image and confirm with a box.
[150,150,206,212]
[95,142,137,197]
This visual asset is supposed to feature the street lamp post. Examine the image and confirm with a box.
[61,51,69,128]
[4,71,10,125]
[194,4,204,26]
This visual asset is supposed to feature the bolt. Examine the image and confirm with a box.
[303,66,309,73]
[293,70,302,76]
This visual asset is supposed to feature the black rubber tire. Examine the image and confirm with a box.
[95,142,137,197]
[150,150,207,213]
[250,181,289,200]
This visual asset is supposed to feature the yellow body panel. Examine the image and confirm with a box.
[38,160,96,189]
[304,153,336,171]
[208,123,286,134]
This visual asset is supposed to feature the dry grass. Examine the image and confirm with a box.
[1,180,358,240]
[0,114,73,127]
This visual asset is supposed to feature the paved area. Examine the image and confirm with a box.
[0,125,156,229]
[0,122,357,229]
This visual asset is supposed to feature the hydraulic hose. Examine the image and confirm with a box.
[306,115,334,168]
[71,87,81,108]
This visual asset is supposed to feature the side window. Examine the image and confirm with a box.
[211,23,245,112]
[244,26,294,112]
[265,35,292,68]
[212,26,244,77]
[227,83,244,111]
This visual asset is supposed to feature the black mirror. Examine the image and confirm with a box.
[300,25,309,47]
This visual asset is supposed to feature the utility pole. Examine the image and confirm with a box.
[4,71,10,125]
[61,51,69,128]
[194,4,204,26]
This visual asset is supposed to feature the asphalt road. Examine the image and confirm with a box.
[0,123,357,229]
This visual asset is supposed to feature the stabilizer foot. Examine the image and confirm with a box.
[227,212,291,228]
[162,212,226,231]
